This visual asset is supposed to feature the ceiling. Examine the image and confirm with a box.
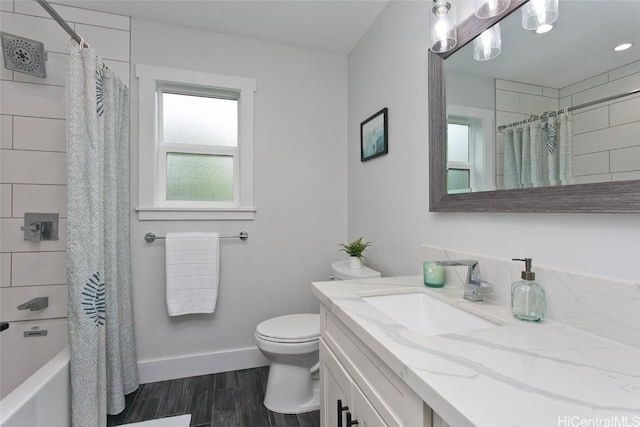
[54,0,389,54]
[447,1,640,89]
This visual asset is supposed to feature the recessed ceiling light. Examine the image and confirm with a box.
[614,42,634,52]
[536,24,554,34]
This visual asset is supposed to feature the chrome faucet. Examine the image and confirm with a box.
[435,260,493,302]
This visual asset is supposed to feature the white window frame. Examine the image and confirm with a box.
[447,120,476,193]
[136,65,256,220]
[447,105,496,193]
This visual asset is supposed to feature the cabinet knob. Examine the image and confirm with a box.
[346,411,359,425]
[337,399,349,427]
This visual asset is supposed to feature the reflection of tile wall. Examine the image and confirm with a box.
[0,1,129,322]
[495,60,640,187]
[419,245,640,350]
[560,60,640,184]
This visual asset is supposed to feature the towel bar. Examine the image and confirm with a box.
[144,231,248,243]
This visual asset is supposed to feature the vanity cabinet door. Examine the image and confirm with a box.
[321,339,389,427]
[352,383,388,427]
[432,412,452,427]
[320,339,353,427]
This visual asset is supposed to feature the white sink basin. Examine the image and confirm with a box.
[363,292,495,336]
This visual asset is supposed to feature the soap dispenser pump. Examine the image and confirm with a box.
[511,258,546,321]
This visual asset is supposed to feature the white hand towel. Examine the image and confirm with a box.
[165,232,219,316]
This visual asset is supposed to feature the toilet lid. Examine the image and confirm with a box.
[256,314,320,343]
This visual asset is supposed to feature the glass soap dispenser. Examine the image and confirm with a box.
[511,258,546,321]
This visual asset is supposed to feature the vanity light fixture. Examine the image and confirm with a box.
[521,0,558,32]
[614,42,634,52]
[473,23,502,61]
[430,0,457,53]
[474,0,510,19]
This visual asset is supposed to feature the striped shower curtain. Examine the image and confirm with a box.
[67,45,138,426]
[503,112,574,189]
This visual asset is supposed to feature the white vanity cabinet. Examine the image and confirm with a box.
[321,340,386,427]
[319,306,430,427]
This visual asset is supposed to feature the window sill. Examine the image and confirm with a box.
[136,207,256,221]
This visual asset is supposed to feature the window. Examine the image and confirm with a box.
[446,105,496,194]
[447,122,474,193]
[136,65,256,220]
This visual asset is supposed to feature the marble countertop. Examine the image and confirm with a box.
[311,276,640,427]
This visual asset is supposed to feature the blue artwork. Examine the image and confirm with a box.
[361,108,388,161]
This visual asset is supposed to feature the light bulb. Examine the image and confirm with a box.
[474,0,510,19]
[473,23,501,61]
[522,0,558,31]
[536,24,553,34]
[430,1,457,53]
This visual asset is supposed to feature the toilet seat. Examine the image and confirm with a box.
[256,314,320,344]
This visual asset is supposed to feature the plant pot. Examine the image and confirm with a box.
[348,256,363,269]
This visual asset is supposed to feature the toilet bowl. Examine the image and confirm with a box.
[255,313,320,414]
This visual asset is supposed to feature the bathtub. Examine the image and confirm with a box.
[0,319,70,427]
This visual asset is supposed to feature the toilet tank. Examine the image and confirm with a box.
[331,261,381,280]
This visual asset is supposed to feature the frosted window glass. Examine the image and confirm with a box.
[163,93,238,147]
[166,153,233,202]
[447,123,470,162]
[447,168,470,192]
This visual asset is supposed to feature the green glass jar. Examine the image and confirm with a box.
[423,261,445,288]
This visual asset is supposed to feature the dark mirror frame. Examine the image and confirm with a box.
[428,0,640,213]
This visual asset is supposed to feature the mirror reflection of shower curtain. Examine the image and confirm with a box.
[67,45,138,426]
[503,111,573,189]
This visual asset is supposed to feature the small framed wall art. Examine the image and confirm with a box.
[360,107,388,162]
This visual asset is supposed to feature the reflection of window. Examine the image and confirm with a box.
[446,105,496,193]
[136,65,256,220]
[447,122,474,193]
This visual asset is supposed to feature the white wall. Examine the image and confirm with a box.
[130,19,348,381]
[347,2,640,282]
[447,71,494,111]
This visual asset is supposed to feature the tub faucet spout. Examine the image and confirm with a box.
[434,260,492,302]
[17,297,49,311]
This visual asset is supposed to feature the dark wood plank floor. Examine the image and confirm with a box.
[107,366,320,427]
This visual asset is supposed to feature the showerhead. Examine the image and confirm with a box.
[1,32,47,78]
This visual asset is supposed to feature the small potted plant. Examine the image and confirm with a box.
[339,237,371,269]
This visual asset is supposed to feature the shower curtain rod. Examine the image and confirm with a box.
[35,0,89,48]
[497,87,640,131]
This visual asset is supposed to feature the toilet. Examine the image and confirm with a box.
[330,260,381,281]
[255,261,381,414]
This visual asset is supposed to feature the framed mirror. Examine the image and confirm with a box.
[429,0,640,212]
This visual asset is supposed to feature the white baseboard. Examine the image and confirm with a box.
[137,346,269,384]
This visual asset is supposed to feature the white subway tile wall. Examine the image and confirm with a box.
[0,253,10,287]
[12,184,67,217]
[0,218,67,252]
[0,1,130,333]
[13,117,66,152]
[0,0,13,12]
[12,251,67,287]
[495,59,640,185]
[0,183,11,217]
[0,284,68,321]
[13,51,69,86]
[1,115,13,149]
[0,53,13,80]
